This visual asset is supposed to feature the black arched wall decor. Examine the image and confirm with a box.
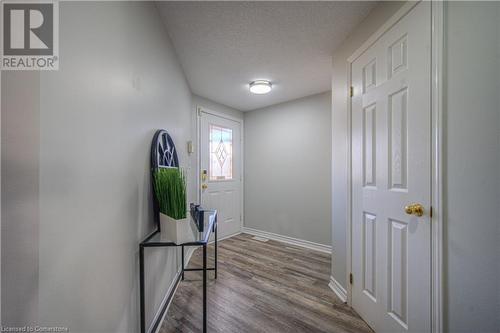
[151,129,179,229]
[151,129,179,169]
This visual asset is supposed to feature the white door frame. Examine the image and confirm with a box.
[345,1,444,332]
[196,106,244,235]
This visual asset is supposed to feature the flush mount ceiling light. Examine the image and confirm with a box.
[249,80,272,94]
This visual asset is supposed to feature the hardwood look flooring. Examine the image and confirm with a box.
[160,233,372,333]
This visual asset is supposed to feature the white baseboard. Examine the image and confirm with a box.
[241,227,332,254]
[150,271,181,333]
[209,231,242,244]
[328,275,347,303]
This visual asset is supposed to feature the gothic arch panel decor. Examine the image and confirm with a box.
[151,129,179,229]
[151,129,179,170]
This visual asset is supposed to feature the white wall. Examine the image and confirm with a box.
[244,92,331,246]
[331,1,405,288]
[444,2,500,332]
[2,2,193,332]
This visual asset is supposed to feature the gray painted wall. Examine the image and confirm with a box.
[244,92,332,246]
[1,72,41,326]
[2,2,193,332]
[444,2,500,332]
[331,1,405,288]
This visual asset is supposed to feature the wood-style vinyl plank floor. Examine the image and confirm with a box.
[160,233,372,333]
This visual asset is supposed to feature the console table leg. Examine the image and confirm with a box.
[203,244,207,333]
[181,245,185,280]
[215,222,218,279]
[140,246,145,333]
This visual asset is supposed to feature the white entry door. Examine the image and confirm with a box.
[351,2,431,333]
[200,111,242,239]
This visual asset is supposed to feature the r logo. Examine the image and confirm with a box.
[3,3,53,55]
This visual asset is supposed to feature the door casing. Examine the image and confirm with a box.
[345,1,444,332]
[196,106,244,239]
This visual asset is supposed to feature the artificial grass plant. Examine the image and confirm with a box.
[154,167,187,220]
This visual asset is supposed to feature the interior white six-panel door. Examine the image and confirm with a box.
[351,2,431,332]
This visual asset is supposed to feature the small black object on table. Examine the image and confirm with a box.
[139,208,217,333]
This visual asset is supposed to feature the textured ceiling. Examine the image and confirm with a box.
[157,1,376,111]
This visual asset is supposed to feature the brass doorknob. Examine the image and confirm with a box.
[404,203,424,217]
[201,184,208,190]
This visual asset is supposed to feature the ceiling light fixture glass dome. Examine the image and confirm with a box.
[249,80,272,94]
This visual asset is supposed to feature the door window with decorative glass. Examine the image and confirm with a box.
[209,124,233,180]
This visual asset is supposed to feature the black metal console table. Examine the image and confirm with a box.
[139,209,218,333]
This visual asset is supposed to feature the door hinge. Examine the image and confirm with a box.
[430,206,433,218]
[349,86,354,97]
[349,273,353,285]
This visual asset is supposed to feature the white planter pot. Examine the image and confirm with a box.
[159,213,191,244]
